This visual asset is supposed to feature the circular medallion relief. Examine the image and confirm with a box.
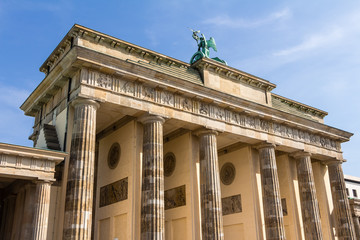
[164,152,176,177]
[220,162,236,185]
[107,142,121,169]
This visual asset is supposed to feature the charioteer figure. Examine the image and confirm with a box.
[189,29,227,65]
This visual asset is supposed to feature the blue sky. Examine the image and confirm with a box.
[0,0,359,175]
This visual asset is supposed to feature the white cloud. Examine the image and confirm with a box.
[273,27,343,57]
[274,8,360,58]
[202,8,291,28]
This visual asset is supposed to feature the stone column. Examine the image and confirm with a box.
[32,181,52,240]
[256,142,286,240]
[349,199,360,239]
[139,115,165,240]
[328,161,356,239]
[291,151,323,240]
[352,215,360,239]
[20,184,36,239]
[63,98,99,240]
[197,129,224,240]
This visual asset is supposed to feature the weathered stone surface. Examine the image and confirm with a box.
[32,181,52,240]
[349,199,360,239]
[139,114,165,240]
[63,98,99,240]
[99,177,128,207]
[222,194,242,215]
[164,185,186,210]
[257,142,286,240]
[291,151,323,240]
[197,129,224,240]
[328,162,356,239]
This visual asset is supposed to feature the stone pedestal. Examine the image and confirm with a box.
[197,129,224,240]
[328,162,356,239]
[291,152,323,240]
[257,143,286,240]
[63,98,99,240]
[139,115,165,240]
[32,181,52,240]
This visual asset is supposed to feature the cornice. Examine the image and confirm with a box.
[191,57,276,91]
[40,24,191,75]
[0,142,67,162]
[272,93,328,118]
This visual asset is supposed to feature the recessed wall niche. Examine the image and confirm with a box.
[107,142,121,169]
[164,152,176,177]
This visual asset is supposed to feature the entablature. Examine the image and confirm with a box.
[76,64,351,159]
[0,143,67,181]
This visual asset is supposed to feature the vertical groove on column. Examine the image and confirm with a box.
[63,99,98,240]
[257,143,286,240]
[140,115,164,240]
[294,153,323,240]
[32,181,52,240]
[328,163,356,239]
[199,130,224,240]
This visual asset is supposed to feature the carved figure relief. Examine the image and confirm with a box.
[222,194,242,215]
[213,105,225,120]
[164,152,176,177]
[260,120,269,131]
[161,91,174,106]
[220,162,236,185]
[199,102,209,115]
[100,177,128,207]
[96,73,112,89]
[246,116,256,128]
[108,142,121,169]
[142,86,155,100]
[181,97,192,111]
[164,185,186,210]
[120,81,135,95]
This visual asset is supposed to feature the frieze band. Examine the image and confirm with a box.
[81,68,339,152]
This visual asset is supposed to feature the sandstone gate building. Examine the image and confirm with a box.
[0,24,358,239]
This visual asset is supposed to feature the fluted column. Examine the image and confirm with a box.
[328,161,356,239]
[139,114,165,240]
[63,98,99,240]
[349,199,360,239]
[32,181,52,240]
[256,142,286,240]
[291,151,323,240]
[197,129,224,240]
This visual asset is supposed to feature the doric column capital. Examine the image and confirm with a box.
[71,98,100,110]
[324,158,345,166]
[194,128,218,137]
[289,150,312,159]
[138,114,165,125]
[32,179,53,185]
[254,141,276,150]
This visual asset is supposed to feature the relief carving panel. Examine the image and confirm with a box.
[164,185,186,210]
[222,194,242,215]
[100,177,128,207]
